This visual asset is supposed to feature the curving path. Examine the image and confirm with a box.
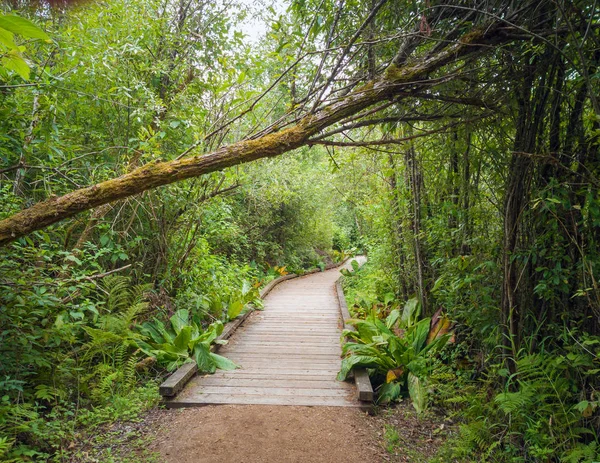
[169,259,364,407]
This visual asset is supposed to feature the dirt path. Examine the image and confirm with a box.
[151,405,384,463]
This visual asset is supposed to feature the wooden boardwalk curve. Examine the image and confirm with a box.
[169,260,363,407]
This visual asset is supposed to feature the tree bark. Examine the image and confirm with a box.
[387,151,409,299]
[405,135,429,315]
[0,26,509,246]
[13,93,40,197]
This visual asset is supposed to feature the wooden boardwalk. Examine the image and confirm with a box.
[169,260,362,407]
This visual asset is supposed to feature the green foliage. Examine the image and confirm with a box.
[137,309,238,373]
[338,308,449,412]
[430,336,600,462]
[0,13,50,80]
[1,0,599,460]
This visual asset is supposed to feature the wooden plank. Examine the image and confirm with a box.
[243,327,338,332]
[237,336,340,342]
[236,339,339,344]
[229,342,340,349]
[242,327,339,332]
[236,339,340,344]
[259,273,298,298]
[230,338,340,343]
[354,369,374,401]
[249,320,340,324]
[226,352,341,359]
[239,335,339,339]
[234,364,339,372]
[251,321,340,325]
[248,319,340,322]
[254,315,341,319]
[158,362,197,397]
[189,386,351,397]
[207,372,339,381]
[336,280,354,331]
[231,358,340,365]
[228,355,340,362]
[195,377,351,389]
[241,328,339,333]
[238,334,340,338]
[166,395,360,408]
[219,348,341,356]
[226,357,341,364]
[213,367,340,375]
[223,354,340,361]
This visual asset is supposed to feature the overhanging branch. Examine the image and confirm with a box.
[308,116,487,147]
[0,23,515,246]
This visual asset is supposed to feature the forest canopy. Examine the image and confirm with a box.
[1,0,599,461]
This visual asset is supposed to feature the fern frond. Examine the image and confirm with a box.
[102,275,132,313]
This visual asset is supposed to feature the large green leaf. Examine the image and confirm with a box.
[373,317,394,337]
[197,320,223,344]
[342,342,382,357]
[407,373,427,413]
[337,355,381,381]
[193,342,216,373]
[170,309,190,335]
[173,325,192,353]
[422,333,451,356]
[387,336,408,364]
[401,298,420,327]
[355,321,379,343]
[378,381,402,404]
[0,27,16,49]
[210,352,239,370]
[157,342,187,356]
[385,308,400,329]
[135,339,156,358]
[2,52,29,79]
[409,318,430,353]
[0,15,49,40]
[227,299,244,319]
[139,321,165,344]
[154,319,174,343]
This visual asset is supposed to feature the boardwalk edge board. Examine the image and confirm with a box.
[159,362,197,397]
[159,257,351,399]
[335,276,375,404]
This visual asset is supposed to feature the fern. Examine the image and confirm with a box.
[123,353,138,389]
[80,277,153,405]
[102,275,132,313]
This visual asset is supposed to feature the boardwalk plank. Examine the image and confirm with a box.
[168,395,362,407]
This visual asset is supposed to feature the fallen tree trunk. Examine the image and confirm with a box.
[0,26,506,246]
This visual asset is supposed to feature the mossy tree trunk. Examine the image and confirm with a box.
[0,26,509,246]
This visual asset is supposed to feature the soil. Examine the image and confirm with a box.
[72,400,452,462]
[150,405,383,463]
[142,401,451,463]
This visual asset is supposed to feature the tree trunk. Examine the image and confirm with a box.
[405,137,429,316]
[13,94,40,197]
[501,47,556,370]
[387,151,409,299]
[460,131,472,255]
[0,25,510,246]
